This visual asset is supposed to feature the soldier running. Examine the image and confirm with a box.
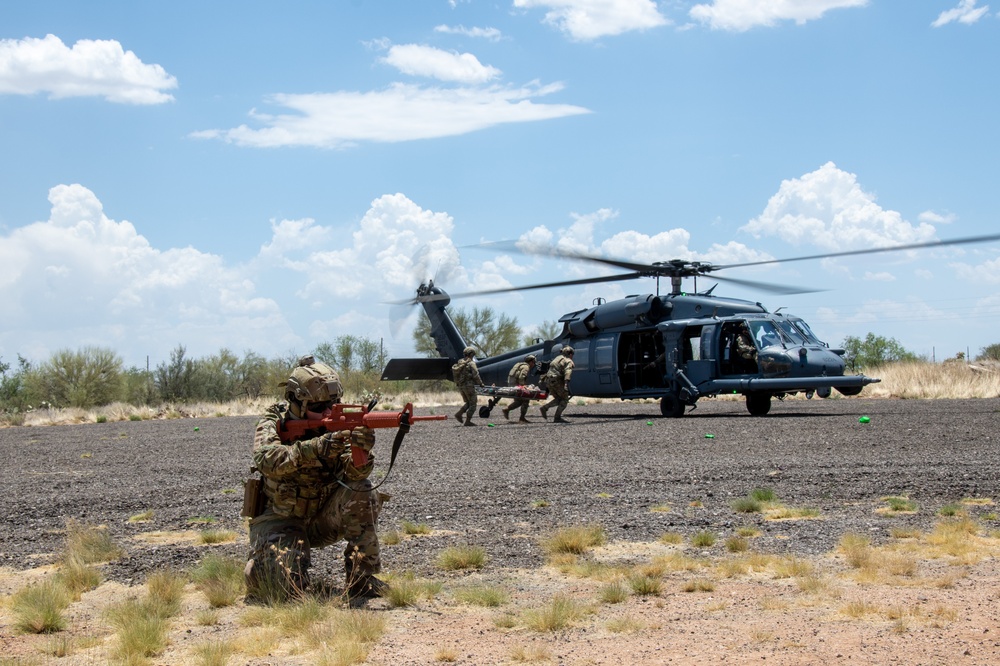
[540,346,575,424]
[502,354,537,423]
[452,346,485,426]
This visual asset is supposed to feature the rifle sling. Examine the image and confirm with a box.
[338,423,409,492]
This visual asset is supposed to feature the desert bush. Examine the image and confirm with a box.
[26,346,124,408]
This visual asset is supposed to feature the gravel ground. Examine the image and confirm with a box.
[2,397,999,585]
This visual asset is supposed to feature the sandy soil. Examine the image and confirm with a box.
[2,397,1000,664]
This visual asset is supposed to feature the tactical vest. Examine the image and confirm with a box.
[547,355,572,381]
[508,362,529,386]
[255,405,335,520]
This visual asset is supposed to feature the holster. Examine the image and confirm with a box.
[241,475,267,519]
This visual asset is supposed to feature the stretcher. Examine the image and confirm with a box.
[475,385,548,418]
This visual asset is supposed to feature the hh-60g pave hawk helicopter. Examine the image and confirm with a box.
[380,233,1000,417]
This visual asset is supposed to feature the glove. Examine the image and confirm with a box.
[350,426,376,453]
[313,431,349,458]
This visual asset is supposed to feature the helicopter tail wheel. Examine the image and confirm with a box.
[817,386,832,399]
[479,405,492,418]
[746,392,771,416]
[660,394,685,418]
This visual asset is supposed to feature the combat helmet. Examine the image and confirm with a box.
[525,354,537,362]
[463,346,477,357]
[280,355,342,415]
[560,346,575,356]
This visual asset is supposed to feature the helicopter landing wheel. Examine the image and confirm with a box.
[746,392,771,416]
[479,405,492,419]
[660,395,685,418]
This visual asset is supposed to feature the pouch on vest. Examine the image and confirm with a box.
[241,476,266,518]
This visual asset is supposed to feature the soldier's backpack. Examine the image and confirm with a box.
[452,358,470,384]
[507,361,528,386]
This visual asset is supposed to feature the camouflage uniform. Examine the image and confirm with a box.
[452,349,484,425]
[735,328,757,373]
[245,402,384,601]
[540,347,575,423]
[502,356,536,422]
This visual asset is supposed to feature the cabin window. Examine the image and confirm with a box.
[594,335,614,371]
[683,327,702,362]
[574,340,591,370]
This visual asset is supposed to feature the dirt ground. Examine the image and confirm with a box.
[2,397,1000,664]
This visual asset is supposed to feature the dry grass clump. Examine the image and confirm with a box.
[436,544,487,570]
[453,584,510,607]
[597,579,631,604]
[64,519,124,564]
[382,573,442,608]
[606,614,646,633]
[10,579,71,633]
[192,638,235,666]
[400,520,432,535]
[520,594,592,632]
[198,528,239,545]
[681,577,715,593]
[304,608,387,659]
[877,495,918,515]
[509,644,554,662]
[541,523,607,556]
[190,553,245,607]
[105,570,187,663]
[691,531,717,548]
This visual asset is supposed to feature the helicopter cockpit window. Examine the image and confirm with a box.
[775,320,805,345]
[748,321,782,349]
[790,319,824,345]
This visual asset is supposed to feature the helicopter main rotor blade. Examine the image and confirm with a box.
[708,273,825,295]
[715,232,1000,271]
[445,272,646,299]
[472,240,659,274]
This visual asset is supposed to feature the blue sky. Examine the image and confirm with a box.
[1,0,998,370]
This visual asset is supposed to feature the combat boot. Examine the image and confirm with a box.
[454,409,464,424]
[553,416,570,423]
[463,419,477,426]
[346,574,389,599]
[539,406,549,420]
[502,407,510,420]
[518,417,531,424]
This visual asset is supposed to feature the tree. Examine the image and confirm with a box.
[29,346,125,408]
[155,345,205,402]
[841,333,919,371]
[0,355,31,412]
[412,305,521,358]
[522,319,563,346]
[977,343,1000,362]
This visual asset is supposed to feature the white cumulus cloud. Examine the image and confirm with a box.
[0,34,177,104]
[381,44,501,84]
[0,185,287,365]
[741,162,938,251]
[690,0,868,32]
[514,0,668,40]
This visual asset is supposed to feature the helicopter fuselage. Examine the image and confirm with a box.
[380,285,879,417]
